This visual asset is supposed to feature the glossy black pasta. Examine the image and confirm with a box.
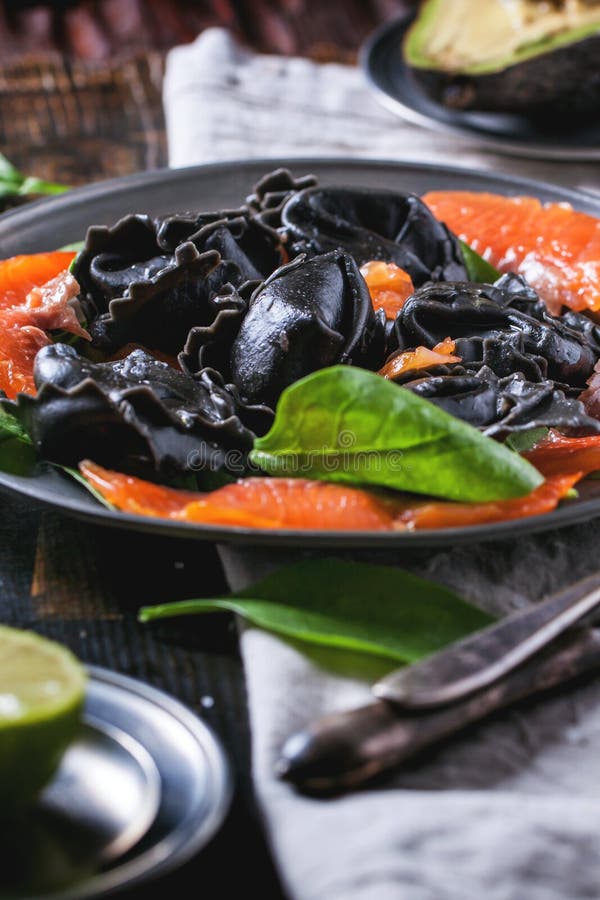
[393,276,599,388]
[246,167,319,235]
[280,185,467,284]
[179,282,253,378]
[403,365,600,438]
[73,208,283,354]
[6,344,273,475]
[228,251,384,406]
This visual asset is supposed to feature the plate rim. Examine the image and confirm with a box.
[2,157,600,547]
[32,665,233,900]
[360,14,600,162]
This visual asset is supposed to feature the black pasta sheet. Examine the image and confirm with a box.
[72,205,284,354]
[5,344,273,477]
[281,183,468,284]
[388,275,600,436]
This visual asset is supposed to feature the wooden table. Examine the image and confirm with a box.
[0,3,411,896]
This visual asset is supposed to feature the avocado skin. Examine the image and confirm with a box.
[407,33,600,122]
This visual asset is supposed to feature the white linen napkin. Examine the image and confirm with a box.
[164,28,600,900]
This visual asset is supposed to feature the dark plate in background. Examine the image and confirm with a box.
[1,157,600,548]
[361,15,600,161]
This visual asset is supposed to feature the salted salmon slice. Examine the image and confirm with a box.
[79,461,579,532]
[394,473,582,530]
[0,270,89,398]
[423,191,600,314]
[0,252,76,308]
[379,337,461,380]
[525,432,600,478]
[0,326,50,398]
[360,260,415,319]
[78,462,399,531]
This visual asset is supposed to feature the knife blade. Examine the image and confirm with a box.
[374,569,600,709]
[277,625,600,795]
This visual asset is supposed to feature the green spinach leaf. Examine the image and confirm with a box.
[140,559,493,662]
[505,427,549,454]
[250,366,543,502]
[460,240,500,283]
[0,408,36,475]
[0,153,68,207]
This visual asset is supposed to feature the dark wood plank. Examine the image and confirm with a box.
[0,52,166,184]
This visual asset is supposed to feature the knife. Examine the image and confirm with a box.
[277,571,600,795]
[375,569,600,709]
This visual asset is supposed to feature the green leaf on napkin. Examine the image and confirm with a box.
[139,559,493,662]
[250,366,543,502]
[460,240,500,283]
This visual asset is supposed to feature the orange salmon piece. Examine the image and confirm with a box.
[79,462,579,533]
[79,462,399,531]
[360,260,415,319]
[423,190,600,314]
[379,337,461,379]
[394,473,581,530]
[0,325,50,398]
[525,432,600,478]
[0,252,76,308]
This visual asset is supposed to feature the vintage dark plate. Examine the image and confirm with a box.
[361,15,600,161]
[1,157,600,548]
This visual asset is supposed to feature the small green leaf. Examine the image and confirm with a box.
[57,466,116,509]
[0,408,32,445]
[505,427,549,454]
[18,177,69,197]
[60,241,84,253]
[0,408,35,475]
[0,152,22,183]
[250,366,543,502]
[139,559,493,662]
[460,240,500,283]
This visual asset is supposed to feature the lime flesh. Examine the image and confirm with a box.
[0,626,86,811]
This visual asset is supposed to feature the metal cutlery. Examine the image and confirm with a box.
[277,571,600,795]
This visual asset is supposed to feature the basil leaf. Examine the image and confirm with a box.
[140,559,493,662]
[250,366,543,502]
[460,240,500,283]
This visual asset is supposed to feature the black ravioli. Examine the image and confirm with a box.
[229,251,385,406]
[403,365,600,439]
[179,281,255,378]
[246,168,318,236]
[73,209,283,354]
[6,344,273,475]
[155,211,283,279]
[393,277,599,389]
[281,185,467,284]
[85,242,224,354]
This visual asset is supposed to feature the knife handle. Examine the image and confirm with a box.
[277,627,600,795]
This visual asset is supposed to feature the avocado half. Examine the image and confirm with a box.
[404,0,600,120]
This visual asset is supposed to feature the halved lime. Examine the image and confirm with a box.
[0,626,87,810]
